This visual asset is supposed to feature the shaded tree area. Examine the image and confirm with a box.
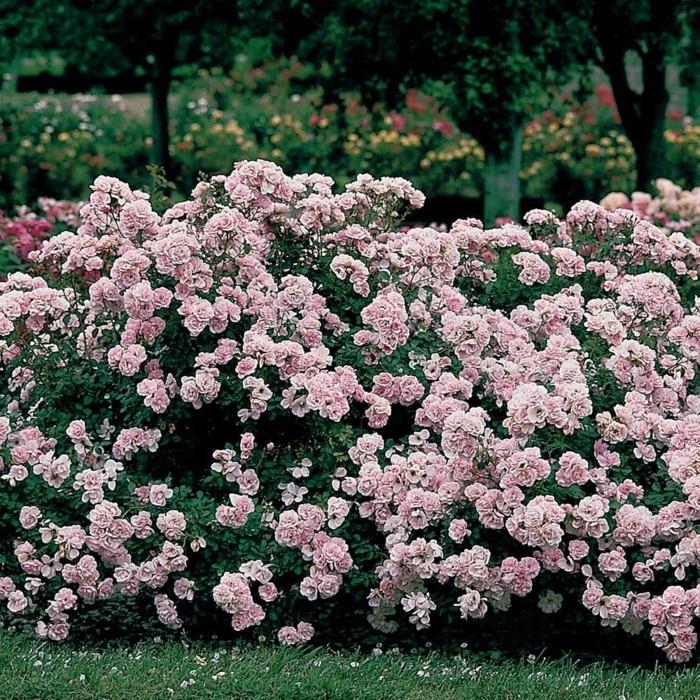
[590,0,700,190]
[245,0,591,223]
[3,0,700,214]
[1,0,240,175]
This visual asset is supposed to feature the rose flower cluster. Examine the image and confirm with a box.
[1,198,83,272]
[601,177,700,241]
[2,160,700,662]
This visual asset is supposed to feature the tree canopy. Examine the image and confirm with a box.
[247,0,591,220]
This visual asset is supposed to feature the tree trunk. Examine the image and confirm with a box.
[688,81,700,117]
[634,38,670,191]
[483,125,522,225]
[632,100,668,191]
[602,66,669,192]
[149,54,172,176]
[594,1,674,193]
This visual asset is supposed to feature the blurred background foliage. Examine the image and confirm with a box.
[0,0,699,221]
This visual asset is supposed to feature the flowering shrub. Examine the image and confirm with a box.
[0,94,149,209]
[665,119,700,191]
[601,178,700,241]
[0,210,51,273]
[3,68,699,211]
[0,199,84,275]
[522,87,637,205]
[172,70,700,210]
[172,63,479,198]
[522,89,700,209]
[3,160,700,662]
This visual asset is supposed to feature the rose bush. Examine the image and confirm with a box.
[601,178,700,241]
[5,63,698,211]
[0,198,84,275]
[522,86,637,206]
[0,94,149,209]
[2,160,700,662]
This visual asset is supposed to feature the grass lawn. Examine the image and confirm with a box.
[1,630,700,700]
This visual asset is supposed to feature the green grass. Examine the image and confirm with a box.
[1,629,699,700]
